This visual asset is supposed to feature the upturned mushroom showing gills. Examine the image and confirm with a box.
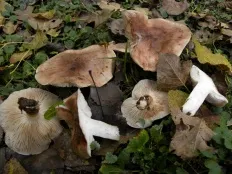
[121,79,169,128]
[35,44,116,87]
[56,89,120,158]
[0,88,63,155]
[122,10,191,72]
[182,65,228,116]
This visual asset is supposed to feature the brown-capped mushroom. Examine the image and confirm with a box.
[56,89,120,159]
[35,44,116,87]
[121,79,169,128]
[0,88,63,155]
[123,10,191,71]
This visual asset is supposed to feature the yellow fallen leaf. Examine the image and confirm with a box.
[193,37,232,72]
[22,31,48,50]
[3,21,17,34]
[4,158,28,174]
[0,13,5,26]
[221,28,232,37]
[47,29,60,37]
[10,50,33,64]
[28,17,62,31]
[32,10,56,19]
[0,0,11,12]
[97,0,121,11]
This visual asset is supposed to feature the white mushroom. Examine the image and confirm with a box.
[0,88,63,155]
[77,89,120,156]
[121,79,169,128]
[182,65,228,116]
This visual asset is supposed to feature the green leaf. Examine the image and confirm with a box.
[64,40,75,49]
[204,160,222,174]
[90,141,100,150]
[200,150,216,159]
[117,149,130,168]
[33,52,48,65]
[44,101,64,120]
[3,44,15,55]
[150,125,164,143]
[126,129,149,153]
[176,167,189,174]
[103,152,118,164]
[99,164,123,174]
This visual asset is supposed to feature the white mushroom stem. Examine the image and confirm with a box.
[182,65,228,116]
[81,118,120,140]
[77,89,120,156]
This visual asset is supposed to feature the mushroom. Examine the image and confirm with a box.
[35,44,116,87]
[122,10,191,71]
[0,88,63,155]
[182,65,228,116]
[121,79,169,128]
[56,89,120,158]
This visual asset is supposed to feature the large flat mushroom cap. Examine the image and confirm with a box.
[0,88,63,155]
[123,10,191,71]
[35,44,116,87]
[121,80,169,128]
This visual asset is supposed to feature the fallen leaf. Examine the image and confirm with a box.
[32,10,55,19]
[157,54,192,91]
[193,37,232,72]
[162,0,189,15]
[4,158,28,174]
[0,13,5,26]
[3,21,17,34]
[168,90,215,159]
[22,31,48,50]
[79,9,113,27]
[108,19,125,35]
[0,0,11,12]
[97,0,121,11]
[14,6,34,21]
[221,28,232,37]
[10,50,33,64]
[47,29,60,37]
[28,17,62,31]
[211,72,228,95]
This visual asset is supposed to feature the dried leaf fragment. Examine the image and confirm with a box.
[10,50,33,64]
[193,37,232,72]
[3,21,17,34]
[162,0,189,15]
[4,158,28,174]
[157,54,192,91]
[168,90,215,159]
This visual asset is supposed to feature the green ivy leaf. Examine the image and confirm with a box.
[126,129,149,153]
[204,160,222,174]
[44,101,64,120]
[3,44,15,55]
[176,167,189,174]
[150,125,164,143]
[99,164,123,174]
[117,149,130,168]
[103,152,118,164]
[33,52,48,66]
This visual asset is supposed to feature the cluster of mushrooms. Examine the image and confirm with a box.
[0,10,228,157]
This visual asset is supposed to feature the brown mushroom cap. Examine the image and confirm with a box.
[121,79,169,128]
[35,44,116,87]
[123,10,191,71]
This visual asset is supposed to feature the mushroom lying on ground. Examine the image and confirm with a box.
[182,65,228,116]
[121,79,169,128]
[56,89,120,158]
[0,88,62,155]
[122,10,191,71]
[35,44,116,87]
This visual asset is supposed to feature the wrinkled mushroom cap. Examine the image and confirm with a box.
[0,88,63,155]
[35,44,116,87]
[123,10,191,71]
[121,79,169,128]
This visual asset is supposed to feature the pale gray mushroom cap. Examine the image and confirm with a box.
[121,79,169,128]
[0,88,63,155]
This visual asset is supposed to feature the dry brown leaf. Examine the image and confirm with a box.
[157,54,192,91]
[3,21,17,34]
[168,90,216,159]
[14,6,34,21]
[97,0,121,11]
[79,9,113,27]
[162,0,189,15]
[0,13,5,26]
[28,18,62,31]
[56,92,90,159]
